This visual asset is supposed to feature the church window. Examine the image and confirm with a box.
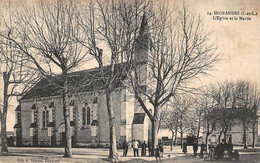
[17,111,21,124]
[82,107,86,125]
[93,97,98,104]
[46,110,49,124]
[43,111,46,128]
[87,107,90,125]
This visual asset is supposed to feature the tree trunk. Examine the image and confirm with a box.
[243,122,248,148]
[106,91,119,161]
[180,114,183,148]
[62,69,72,157]
[205,133,209,150]
[180,131,183,148]
[170,131,174,151]
[223,128,227,143]
[197,117,201,142]
[218,131,222,144]
[1,72,10,153]
[151,119,159,156]
[174,126,178,146]
[252,120,256,148]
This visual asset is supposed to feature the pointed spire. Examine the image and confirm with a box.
[139,12,148,34]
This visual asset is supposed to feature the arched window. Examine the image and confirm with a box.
[43,111,46,128]
[82,107,86,125]
[46,110,49,124]
[87,107,90,125]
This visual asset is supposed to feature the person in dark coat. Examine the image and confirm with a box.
[193,142,198,156]
[159,141,164,158]
[183,142,187,154]
[148,140,152,156]
[123,141,128,156]
[155,145,161,162]
[227,141,233,157]
[141,141,147,156]
[200,142,206,157]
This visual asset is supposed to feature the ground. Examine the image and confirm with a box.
[0,146,259,163]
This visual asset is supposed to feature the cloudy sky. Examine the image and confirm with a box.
[1,0,259,131]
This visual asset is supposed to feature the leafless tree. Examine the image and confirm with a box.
[174,96,193,148]
[78,0,148,160]
[0,2,40,153]
[162,107,179,151]
[0,21,40,154]
[233,81,257,148]
[248,83,260,148]
[211,81,236,144]
[194,86,218,149]
[129,3,219,155]
[0,0,87,157]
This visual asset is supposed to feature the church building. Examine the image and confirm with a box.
[13,14,152,147]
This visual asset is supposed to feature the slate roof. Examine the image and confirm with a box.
[20,63,128,101]
[133,113,146,124]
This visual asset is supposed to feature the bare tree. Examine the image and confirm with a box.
[0,2,40,153]
[174,96,193,148]
[0,0,87,157]
[249,83,260,148]
[195,86,218,149]
[234,81,256,148]
[78,0,147,160]
[211,81,236,143]
[129,3,219,155]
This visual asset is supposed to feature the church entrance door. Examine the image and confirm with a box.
[33,134,38,146]
[60,132,66,147]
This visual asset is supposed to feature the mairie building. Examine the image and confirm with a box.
[13,14,153,147]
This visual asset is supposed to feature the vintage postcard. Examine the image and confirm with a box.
[0,0,259,162]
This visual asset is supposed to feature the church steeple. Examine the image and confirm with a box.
[134,12,149,63]
[139,12,148,35]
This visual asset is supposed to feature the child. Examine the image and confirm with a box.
[155,145,161,162]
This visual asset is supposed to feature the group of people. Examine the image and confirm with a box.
[182,139,239,161]
[123,139,150,157]
[122,139,164,160]
[214,139,239,160]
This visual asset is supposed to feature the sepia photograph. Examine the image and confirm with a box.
[0,0,259,162]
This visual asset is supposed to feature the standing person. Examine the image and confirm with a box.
[183,142,187,154]
[193,141,198,156]
[141,141,147,156]
[155,145,161,162]
[123,141,128,156]
[200,141,206,157]
[148,139,152,156]
[133,139,139,157]
[227,141,233,157]
[159,141,164,158]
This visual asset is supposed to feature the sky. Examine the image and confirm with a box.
[0,0,259,131]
